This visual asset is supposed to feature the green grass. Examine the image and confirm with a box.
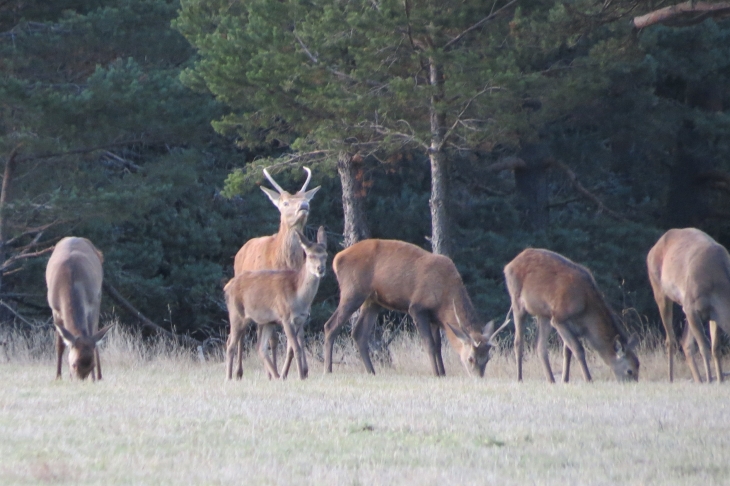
[1,328,729,485]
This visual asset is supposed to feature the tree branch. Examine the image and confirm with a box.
[102,281,202,348]
[550,160,630,222]
[633,1,730,28]
[443,0,519,50]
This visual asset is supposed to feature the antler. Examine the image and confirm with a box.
[299,166,312,193]
[489,306,513,343]
[263,167,286,194]
[452,299,481,347]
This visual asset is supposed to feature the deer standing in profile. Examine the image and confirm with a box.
[647,227,730,383]
[225,228,327,380]
[322,239,507,377]
[233,166,320,376]
[504,248,639,383]
[46,237,114,380]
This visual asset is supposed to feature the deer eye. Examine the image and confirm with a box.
[627,369,633,376]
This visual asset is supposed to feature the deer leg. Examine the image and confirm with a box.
[225,314,246,381]
[257,325,277,380]
[94,348,103,381]
[55,329,65,380]
[257,324,281,379]
[535,316,555,383]
[710,320,723,383]
[352,303,379,375]
[562,343,572,384]
[323,296,365,373]
[281,344,295,380]
[410,307,441,377]
[656,296,676,382]
[680,323,702,383]
[513,306,528,382]
[282,320,308,379]
[552,320,591,383]
[431,324,445,376]
[686,310,712,383]
[281,319,306,380]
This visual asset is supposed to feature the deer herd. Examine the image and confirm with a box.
[46,168,730,385]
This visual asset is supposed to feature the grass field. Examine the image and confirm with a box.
[1,326,730,485]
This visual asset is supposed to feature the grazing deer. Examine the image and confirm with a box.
[322,239,505,377]
[504,248,639,383]
[225,227,327,380]
[46,237,113,380]
[233,166,321,375]
[647,227,730,383]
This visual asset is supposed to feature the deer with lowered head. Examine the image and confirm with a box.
[225,227,327,380]
[647,227,730,383]
[233,166,321,375]
[504,248,639,383]
[322,239,507,377]
[46,237,113,380]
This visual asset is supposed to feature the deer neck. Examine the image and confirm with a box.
[295,265,321,305]
[274,220,306,270]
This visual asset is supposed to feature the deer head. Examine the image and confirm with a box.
[261,167,321,230]
[54,323,114,380]
[295,227,328,278]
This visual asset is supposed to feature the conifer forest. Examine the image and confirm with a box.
[2,0,730,348]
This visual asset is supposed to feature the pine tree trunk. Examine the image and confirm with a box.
[0,147,20,299]
[337,152,370,248]
[514,144,549,232]
[428,58,451,257]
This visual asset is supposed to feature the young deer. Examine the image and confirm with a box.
[225,227,327,380]
[647,227,730,383]
[233,166,320,375]
[322,239,506,377]
[46,237,113,380]
[504,248,639,383]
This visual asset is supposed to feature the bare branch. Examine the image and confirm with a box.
[436,86,503,153]
[293,30,319,64]
[633,1,730,28]
[0,246,55,272]
[443,0,519,50]
[550,160,629,222]
[102,281,203,348]
[0,300,36,327]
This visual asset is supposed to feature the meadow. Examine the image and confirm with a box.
[1,325,729,485]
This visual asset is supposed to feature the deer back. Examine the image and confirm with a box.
[505,248,632,345]
[648,228,730,306]
[334,239,481,331]
[46,237,104,337]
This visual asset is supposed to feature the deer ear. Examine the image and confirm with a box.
[54,324,76,347]
[260,186,281,206]
[482,320,495,337]
[316,226,327,246]
[613,336,626,356]
[93,323,114,344]
[626,334,639,351]
[302,186,321,202]
[445,321,471,344]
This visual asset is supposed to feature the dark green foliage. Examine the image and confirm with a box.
[3,0,730,348]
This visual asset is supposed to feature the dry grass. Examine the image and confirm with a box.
[1,323,729,485]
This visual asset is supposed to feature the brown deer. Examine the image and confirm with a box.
[225,227,327,380]
[46,237,114,380]
[233,166,320,375]
[647,227,730,383]
[504,248,639,383]
[322,239,506,377]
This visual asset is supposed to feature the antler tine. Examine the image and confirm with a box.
[263,167,286,194]
[489,306,513,342]
[299,166,312,193]
[452,299,463,329]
